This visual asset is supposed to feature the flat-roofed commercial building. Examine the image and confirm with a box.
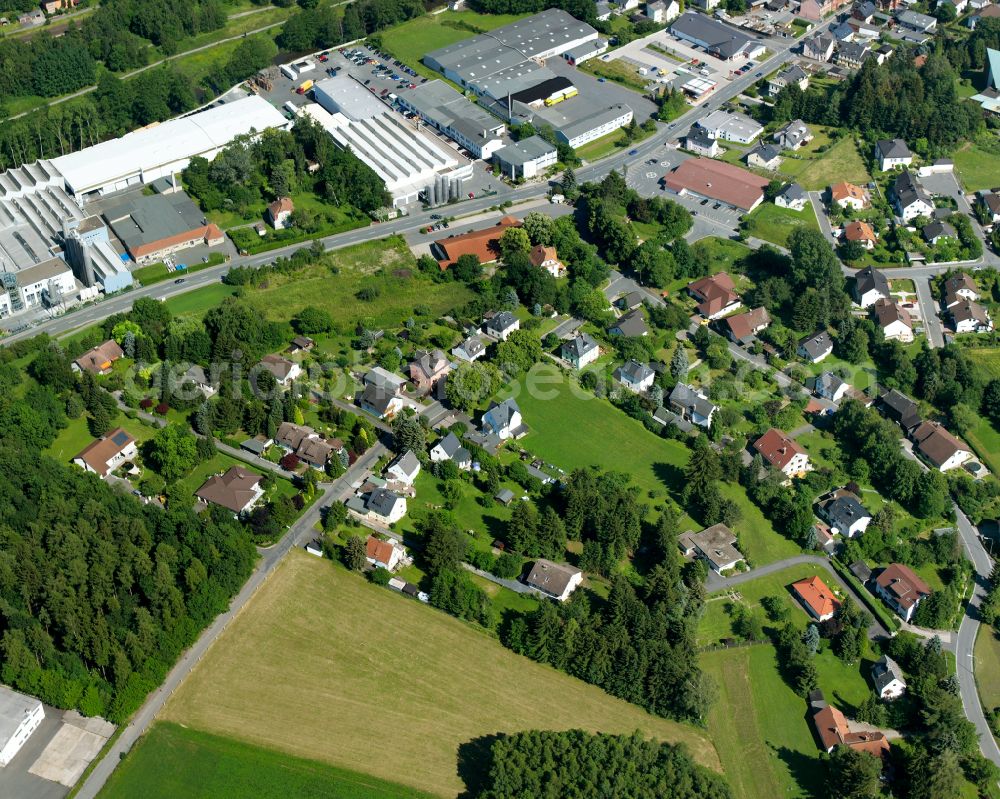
[103,193,224,265]
[50,95,288,198]
[398,80,506,159]
[669,12,762,60]
[663,157,768,212]
[493,135,557,179]
[556,104,634,148]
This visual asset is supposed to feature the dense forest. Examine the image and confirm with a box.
[0,336,257,722]
[474,729,732,799]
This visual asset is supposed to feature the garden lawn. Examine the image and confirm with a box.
[718,482,801,566]
[967,347,1000,379]
[45,414,158,464]
[163,284,238,319]
[789,136,871,191]
[244,237,472,331]
[162,553,721,797]
[966,415,1000,475]
[506,374,689,500]
[99,722,434,799]
[697,565,850,646]
[690,237,752,272]
[743,202,819,248]
[700,646,820,799]
[953,142,1000,192]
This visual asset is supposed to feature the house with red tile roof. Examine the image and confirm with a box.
[812,705,890,758]
[753,428,811,478]
[432,215,521,270]
[791,575,841,621]
[687,272,741,319]
[874,563,931,621]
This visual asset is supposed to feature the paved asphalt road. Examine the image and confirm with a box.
[705,554,890,640]
[73,440,386,799]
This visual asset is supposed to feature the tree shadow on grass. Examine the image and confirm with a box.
[651,461,686,497]
[771,743,824,799]
[456,734,502,799]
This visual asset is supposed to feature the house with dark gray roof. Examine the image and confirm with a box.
[812,371,849,402]
[429,432,472,470]
[872,655,906,699]
[481,397,525,440]
[484,310,520,340]
[773,119,812,151]
[775,182,808,211]
[614,359,655,393]
[608,308,649,337]
[561,332,600,369]
[745,143,781,170]
[853,265,890,307]
[817,489,872,538]
[892,171,934,221]
[878,388,922,431]
[668,383,716,428]
[797,330,833,363]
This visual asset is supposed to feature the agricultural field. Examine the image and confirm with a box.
[700,646,823,799]
[244,237,474,331]
[99,723,434,799]
[162,554,720,797]
[743,202,819,248]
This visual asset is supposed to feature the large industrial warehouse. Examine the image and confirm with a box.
[50,95,288,198]
[398,80,506,160]
[303,77,473,208]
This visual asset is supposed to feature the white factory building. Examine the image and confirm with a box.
[50,95,288,198]
[0,685,44,767]
[305,77,473,208]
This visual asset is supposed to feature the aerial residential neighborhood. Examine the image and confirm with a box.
[1,0,1000,797]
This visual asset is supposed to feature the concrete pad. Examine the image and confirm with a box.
[28,724,108,788]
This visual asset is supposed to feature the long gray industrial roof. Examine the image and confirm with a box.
[103,193,206,252]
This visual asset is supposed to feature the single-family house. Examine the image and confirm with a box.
[754,427,811,477]
[797,330,833,363]
[561,333,600,369]
[683,127,722,158]
[289,335,315,353]
[452,335,486,362]
[873,298,914,343]
[720,306,771,345]
[73,339,124,375]
[366,487,408,524]
[853,0,876,21]
[687,272,741,319]
[484,310,520,341]
[614,359,656,392]
[817,488,872,537]
[386,450,421,486]
[183,364,216,397]
[481,397,524,440]
[195,466,265,515]
[923,221,957,245]
[678,523,744,572]
[875,562,931,621]
[832,20,856,41]
[911,420,973,471]
[812,705,890,757]
[892,171,934,221]
[829,181,870,210]
[872,655,907,699]
[773,119,813,151]
[879,389,922,431]
[812,371,850,402]
[525,559,583,601]
[775,182,808,211]
[943,272,980,307]
[745,143,782,170]
[646,0,681,21]
[608,308,650,337]
[275,422,338,469]
[792,575,841,621]
[73,428,137,478]
[843,220,877,250]
[259,353,302,387]
[617,290,646,311]
[853,265,890,307]
[266,197,294,229]
[950,300,994,333]
[978,189,1000,223]
[895,8,937,32]
[529,244,566,278]
[769,67,810,97]
[669,382,717,428]
[429,432,472,470]
[408,349,452,394]
[360,383,405,419]
[365,535,407,570]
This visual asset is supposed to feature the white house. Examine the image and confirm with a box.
[481,397,524,440]
[72,428,138,479]
[484,310,520,341]
[813,371,850,402]
[874,299,914,343]
[853,265,890,308]
[668,383,717,428]
[0,686,44,767]
[951,300,993,333]
[754,428,811,478]
[875,138,913,170]
[775,183,808,211]
[259,354,302,387]
[367,487,407,524]
[561,333,600,369]
[529,245,566,278]
[365,535,407,570]
[797,331,833,363]
[872,655,907,700]
[911,421,973,472]
[892,171,935,222]
[451,335,486,362]
[525,559,583,601]
[429,432,472,470]
[386,450,421,486]
[818,489,872,537]
[614,359,655,393]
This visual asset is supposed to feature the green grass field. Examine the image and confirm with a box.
[744,202,819,248]
[163,554,720,797]
[580,57,649,93]
[690,237,752,272]
[377,10,529,78]
[967,347,1000,379]
[718,482,801,566]
[99,723,435,799]
[244,237,472,331]
[163,284,238,319]
[700,646,822,799]
[788,136,871,191]
[966,415,1000,476]
[976,625,1000,720]
[45,413,159,464]
[953,142,1000,192]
